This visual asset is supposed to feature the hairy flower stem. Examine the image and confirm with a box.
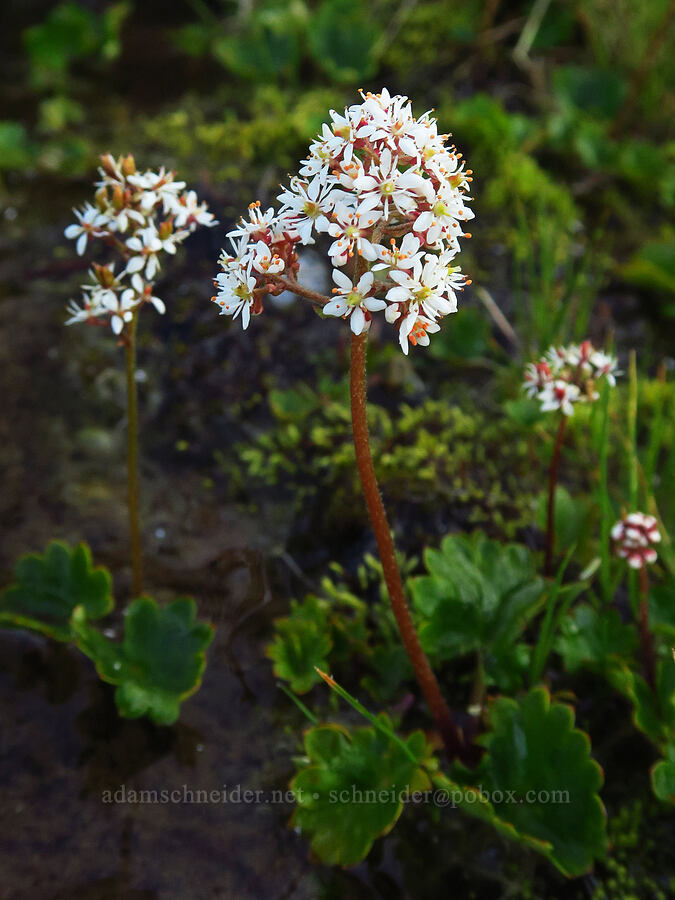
[349,331,465,760]
[544,415,567,576]
[638,566,656,690]
[125,312,143,596]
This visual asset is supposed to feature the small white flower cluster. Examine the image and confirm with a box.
[523,340,620,416]
[212,89,474,353]
[65,153,216,334]
[611,513,661,569]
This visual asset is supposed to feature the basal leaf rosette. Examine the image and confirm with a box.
[410,533,545,689]
[452,687,607,877]
[556,605,639,674]
[0,541,113,641]
[290,715,432,866]
[73,596,214,725]
[266,596,333,694]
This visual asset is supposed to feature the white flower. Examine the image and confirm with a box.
[277,175,336,245]
[538,380,581,416]
[170,190,218,230]
[590,350,621,386]
[250,241,285,275]
[373,233,424,272]
[327,203,380,266]
[398,311,440,354]
[351,147,430,219]
[123,273,166,315]
[323,270,385,335]
[125,225,164,279]
[228,204,280,241]
[64,203,110,255]
[386,255,458,318]
[213,265,258,330]
[413,182,474,248]
[523,361,553,397]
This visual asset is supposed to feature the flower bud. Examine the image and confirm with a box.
[122,154,136,176]
[93,262,116,288]
[112,184,125,211]
[158,220,173,240]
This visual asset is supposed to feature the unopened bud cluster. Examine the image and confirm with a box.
[611,513,661,569]
[523,340,620,416]
[212,88,474,353]
[65,153,216,335]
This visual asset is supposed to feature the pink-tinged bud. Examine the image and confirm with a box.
[611,512,661,569]
[121,154,136,176]
[99,153,118,178]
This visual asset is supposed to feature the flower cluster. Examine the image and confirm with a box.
[523,341,620,415]
[611,513,661,569]
[65,153,216,334]
[212,88,474,353]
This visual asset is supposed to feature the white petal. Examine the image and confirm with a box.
[332,269,352,291]
[350,306,366,334]
[364,298,387,311]
[111,315,123,334]
[323,299,349,317]
[76,233,87,256]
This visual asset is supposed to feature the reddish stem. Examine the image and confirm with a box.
[638,566,656,690]
[544,414,567,576]
[349,331,465,759]
[265,274,329,307]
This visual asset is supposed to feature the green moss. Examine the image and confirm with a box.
[220,384,538,541]
[140,85,346,187]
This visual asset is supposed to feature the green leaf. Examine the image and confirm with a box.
[427,307,490,361]
[0,121,36,171]
[411,534,545,686]
[269,384,320,422]
[504,396,545,427]
[553,65,627,119]
[614,658,675,750]
[213,4,303,81]
[267,596,332,694]
[537,485,589,553]
[308,0,383,84]
[0,541,113,641]
[621,242,675,297]
[454,687,607,877]
[73,596,213,725]
[651,745,675,804]
[23,2,99,83]
[556,605,638,674]
[291,717,431,866]
[649,584,675,641]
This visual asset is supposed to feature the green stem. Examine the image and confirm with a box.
[544,414,567,576]
[125,312,143,597]
[349,331,465,760]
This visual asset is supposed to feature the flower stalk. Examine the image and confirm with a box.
[124,311,142,596]
[349,330,465,760]
[638,565,656,690]
[544,414,567,576]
